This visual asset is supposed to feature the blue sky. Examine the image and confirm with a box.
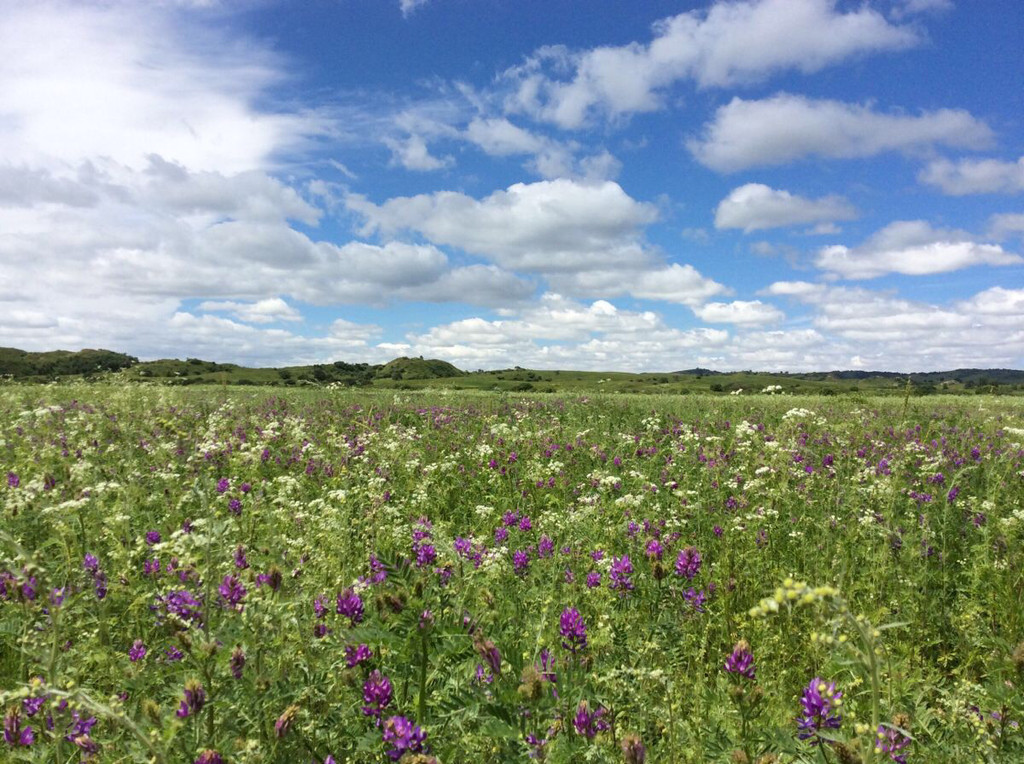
[1,0,1021,371]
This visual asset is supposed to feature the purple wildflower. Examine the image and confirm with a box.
[573,701,609,739]
[275,705,298,738]
[6,472,19,489]
[585,570,601,588]
[518,515,532,532]
[723,640,755,679]
[382,715,427,760]
[336,588,364,625]
[414,543,437,568]
[345,643,373,668]
[537,535,554,558]
[609,555,634,594]
[621,734,646,764]
[3,708,34,747]
[164,646,184,662]
[128,639,147,662]
[218,574,247,611]
[83,554,99,573]
[229,645,246,679]
[797,677,843,744]
[233,545,249,569]
[559,607,587,654]
[876,724,911,763]
[145,530,161,546]
[227,498,242,515]
[675,546,701,579]
[645,538,664,561]
[494,526,509,544]
[362,671,393,723]
[195,751,224,764]
[161,589,204,627]
[175,679,206,719]
[368,554,387,584]
[216,478,229,493]
[513,549,530,576]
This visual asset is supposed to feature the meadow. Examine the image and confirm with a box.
[1,384,1022,763]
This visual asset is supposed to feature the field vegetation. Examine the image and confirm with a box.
[1,385,1022,762]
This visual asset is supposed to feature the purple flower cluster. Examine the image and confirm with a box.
[797,677,843,744]
[675,546,702,579]
[573,701,609,739]
[609,555,634,594]
[176,679,206,719]
[336,588,364,626]
[723,640,755,679]
[83,553,107,600]
[876,724,911,763]
[218,574,247,611]
[362,671,393,723]
[128,639,147,662]
[382,715,427,760]
[559,607,587,654]
[345,643,373,668]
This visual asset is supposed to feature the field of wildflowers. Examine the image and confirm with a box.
[1,385,1022,763]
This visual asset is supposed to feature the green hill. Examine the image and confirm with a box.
[376,357,465,380]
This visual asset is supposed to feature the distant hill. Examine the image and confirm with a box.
[0,346,1021,395]
[0,347,137,378]
[376,357,465,380]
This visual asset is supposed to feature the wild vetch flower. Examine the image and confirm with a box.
[645,538,664,561]
[454,537,474,558]
[216,478,229,493]
[559,607,587,653]
[161,589,203,627]
[537,535,554,558]
[345,643,372,668]
[382,715,427,760]
[414,543,436,568]
[609,555,634,594]
[233,545,248,569]
[797,677,843,744]
[362,671,393,723]
[227,498,242,515]
[194,751,223,764]
[675,546,701,579]
[6,472,19,488]
[83,554,99,573]
[218,574,247,611]
[4,707,34,747]
[143,558,161,576]
[474,637,501,676]
[573,701,609,739]
[513,549,530,576]
[229,645,245,679]
[275,705,299,738]
[176,679,206,718]
[518,515,532,531]
[145,530,161,546]
[164,646,184,662]
[876,723,911,763]
[418,609,434,631]
[494,526,509,544]
[684,587,707,612]
[368,554,387,584]
[723,640,755,680]
[128,639,147,662]
[585,570,601,588]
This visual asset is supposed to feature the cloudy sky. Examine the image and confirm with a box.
[1,0,1021,372]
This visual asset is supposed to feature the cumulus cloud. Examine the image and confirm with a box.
[988,212,1024,240]
[399,0,431,17]
[197,297,302,324]
[692,300,785,325]
[919,156,1024,195]
[714,183,857,231]
[347,179,659,272]
[815,220,1021,279]
[0,2,326,174]
[689,94,993,172]
[502,0,918,128]
[548,264,730,306]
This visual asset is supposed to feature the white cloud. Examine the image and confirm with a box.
[815,220,1022,279]
[988,212,1024,240]
[759,280,827,299]
[714,183,857,231]
[347,179,659,272]
[689,94,993,172]
[383,134,453,171]
[0,2,326,174]
[502,0,918,128]
[955,286,1024,318]
[548,264,730,306]
[399,0,431,17]
[692,300,785,325]
[197,297,302,324]
[919,156,1024,195]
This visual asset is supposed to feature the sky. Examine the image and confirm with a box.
[0,0,1022,372]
